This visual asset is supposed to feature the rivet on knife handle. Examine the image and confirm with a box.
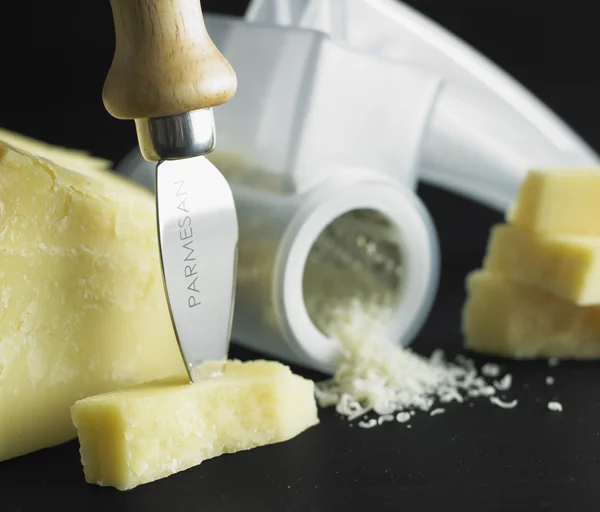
[102,0,239,382]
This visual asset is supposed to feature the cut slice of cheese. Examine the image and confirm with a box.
[483,224,600,305]
[0,137,185,461]
[509,168,600,236]
[462,271,600,359]
[71,360,319,491]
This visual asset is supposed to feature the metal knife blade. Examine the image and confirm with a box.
[156,156,238,380]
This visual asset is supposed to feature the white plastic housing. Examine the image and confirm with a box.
[246,0,600,210]
[205,14,442,192]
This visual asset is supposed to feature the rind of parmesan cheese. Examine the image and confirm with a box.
[0,127,111,173]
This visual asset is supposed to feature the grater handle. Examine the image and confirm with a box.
[102,0,237,120]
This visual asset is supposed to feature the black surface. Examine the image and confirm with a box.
[2,1,600,510]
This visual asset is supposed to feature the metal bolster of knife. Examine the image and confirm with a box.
[102,0,238,162]
[135,109,217,162]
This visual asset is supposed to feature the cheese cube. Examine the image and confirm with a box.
[483,224,600,305]
[510,168,600,236]
[71,360,319,491]
[0,138,185,461]
[462,271,600,359]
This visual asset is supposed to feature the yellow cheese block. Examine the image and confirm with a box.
[462,271,600,359]
[71,360,319,491]
[483,224,600,305]
[509,168,600,236]
[0,139,185,461]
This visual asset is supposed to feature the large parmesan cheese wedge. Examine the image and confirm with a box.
[0,136,185,461]
[483,224,600,305]
[462,271,600,359]
[509,168,600,236]
[71,360,319,491]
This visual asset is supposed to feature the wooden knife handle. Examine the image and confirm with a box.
[103,0,237,120]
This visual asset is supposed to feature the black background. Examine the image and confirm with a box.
[2,1,600,510]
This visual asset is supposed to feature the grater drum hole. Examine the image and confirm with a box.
[302,209,404,338]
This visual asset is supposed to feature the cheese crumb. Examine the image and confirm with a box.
[494,374,512,391]
[545,376,555,385]
[481,363,501,378]
[358,419,377,429]
[430,408,445,416]
[378,414,394,425]
[396,412,411,423]
[489,397,518,409]
[312,298,519,427]
[548,401,563,412]
[480,386,496,397]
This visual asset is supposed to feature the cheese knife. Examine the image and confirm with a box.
[102,0,239,381]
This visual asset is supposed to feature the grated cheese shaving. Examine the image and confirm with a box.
[494,374,512,391]
[430,408,445,416]
[481,363,501,378]
[480,386,497,397]
[312,298,519,426]
[548,401,562,412]
[378,414,395,425]
[545,376,555,385]
[489,397,518,409]
[358,419,377,428]
[396,411,411,423]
